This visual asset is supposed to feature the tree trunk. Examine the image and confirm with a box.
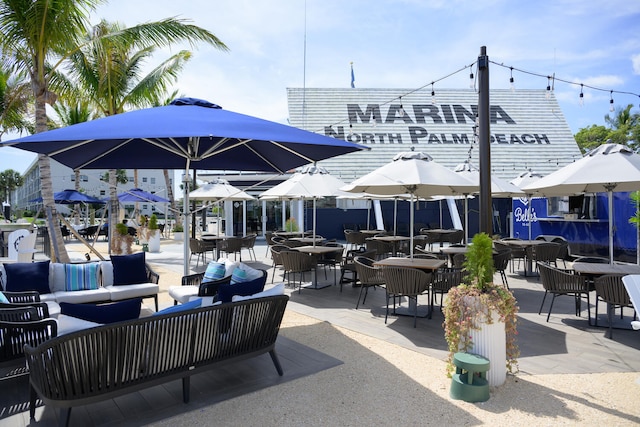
[133,169,139,220]
[73,169,81,225]
[35,94,70,263]
[163,169,177,228]
[108,169,119,254]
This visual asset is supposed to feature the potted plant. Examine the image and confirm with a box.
[172,223,184,241]
[113,222,134,255]
[147,214,161,252]
[285,217,298,232]
[443,232,519,386]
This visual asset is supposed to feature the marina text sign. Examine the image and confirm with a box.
[325,103,550,145]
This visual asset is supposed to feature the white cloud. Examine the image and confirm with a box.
[632,53,640,75]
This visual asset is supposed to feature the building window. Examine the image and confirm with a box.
[100,190,106,196]
[150,177,156,184]
[142,177,148,183]
[81,175,88,182]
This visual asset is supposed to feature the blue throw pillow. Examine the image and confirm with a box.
[154,298,202,315]
[60,298,142,324]
[230,267,248,284]
[64,263,100,291]
[216,275,266,303]
[204,262,226,282]
[4,261,50,294]
[111,252,148,286]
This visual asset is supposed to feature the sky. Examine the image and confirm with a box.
[1,0,639,175]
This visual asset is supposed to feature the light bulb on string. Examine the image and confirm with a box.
[609,91,615,112]
[399,96,405,117]
[509,67,515,92]
[579,84,584,106]
[545,76,552,100]
[431,83,436,105]
[349,123,354,136]
[469,69,474,89]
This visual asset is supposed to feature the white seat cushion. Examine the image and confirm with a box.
[105,283,159,301]
[53,288,112,304]
[168,285,199,304]
[56,314,102,335]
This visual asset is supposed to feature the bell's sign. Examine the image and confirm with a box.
[325,103,550,145]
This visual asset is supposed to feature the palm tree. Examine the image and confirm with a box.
[0,62,33,138]
[62,18,226,251]
[0,168,24,206]
[0,0,227,261]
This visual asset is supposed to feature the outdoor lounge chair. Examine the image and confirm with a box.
[594,274,635,338]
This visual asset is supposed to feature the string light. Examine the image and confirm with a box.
[609,90,615,112]
[431,83,436,105]
[349,123,353,136]
[545,76,552,100]
[399,96,405,117]
[469,68,474,89]
[579,84,584,106]
[509,67,515,92]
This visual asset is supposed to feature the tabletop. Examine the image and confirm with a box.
[440,246,469,255]
[374,257,446,271]
[289,237,326,244]
[370,235,410,242]
[294,245,344,255]
[497,239,546,248]
[572,262,640,276]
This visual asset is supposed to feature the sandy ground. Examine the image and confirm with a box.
[64,240,640,426]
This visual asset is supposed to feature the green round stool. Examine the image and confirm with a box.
[450,352,490,402]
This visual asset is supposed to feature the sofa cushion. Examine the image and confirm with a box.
[106,283,159,302]
[59,298,142,324]
[235,262,265,282]
[232,283,285,302]
[111,253,147,286]
[56,314,102,335]
[64,263,100,291]
[218,258,240,276]
[53,287,112,304]
[154,298,202,315]
[230,267,247,284]
[204,261,226,282]
[3,261,50,294]
[0,291,8,303]
[216,274,266,304]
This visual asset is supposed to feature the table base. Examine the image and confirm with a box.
[302,282,332,290]
[393,305,431,318]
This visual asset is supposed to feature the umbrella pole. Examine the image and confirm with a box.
[608,188,615,265]
[527,195,532,241]
[394,198,398,236]
[183,170,191,277]
[410,194,415,258]
[367,199,371,230]
[313,198,317,247]
[464,195,469,244]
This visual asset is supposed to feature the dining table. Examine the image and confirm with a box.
[497,239,546,276]
[374,256,446,317]
[571,262,640,277]
[420,228,460,248]
[370,235,410,256]
[199,234,230,260]
[293,245,345,289]
[288,236,326,245]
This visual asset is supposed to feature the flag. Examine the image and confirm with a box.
[350,62,355,88]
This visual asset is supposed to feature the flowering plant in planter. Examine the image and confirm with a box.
[443,232,519,378]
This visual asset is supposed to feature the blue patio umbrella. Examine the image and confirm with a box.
[116,188,170,203]
[6,98,365,274]
[30,189,105,205]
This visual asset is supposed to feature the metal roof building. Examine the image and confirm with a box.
[286,88,582,183]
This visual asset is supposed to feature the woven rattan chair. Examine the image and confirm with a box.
[280,250,317,293]
[339,248,377,290]
[381,266,432,328]
[241,233,258,261]
[527,242,560,272]
[269,244,292,283]
[353,256,385,309]
[430,267,464,317]
[493,248,512,288]
[345,230,367,251]
[537,262,592,324]
[219,237,244,261]
[189,238,208,267]
[594,274,635,338]
[0,306,57,381]
[316,243,344,286]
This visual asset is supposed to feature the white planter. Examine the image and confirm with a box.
[173,232,184,241]
[148,230,161,252]
[462,296,507,387]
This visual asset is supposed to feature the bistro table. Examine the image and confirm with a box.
[572,262,640,277]
[289,236,326,245]
[200,234,230,260]
[497,239,546,276]
[293,245,344,289]
[420,228,461,248]
[370,235,410,256]
[374,257,446,317]
[273,231,305,238]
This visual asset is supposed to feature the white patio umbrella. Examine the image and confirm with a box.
[454,160,524,243]
[522,143,640,265]
[341,150,477,257]
[510,168,544,240]
[189,178,255,235]
[260,164,349,245]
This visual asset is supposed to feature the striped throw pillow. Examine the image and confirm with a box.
[64,263,100,291]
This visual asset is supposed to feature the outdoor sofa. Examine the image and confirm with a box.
[0,252,160,316]
[25,292,289,427]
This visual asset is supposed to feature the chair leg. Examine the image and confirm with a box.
[538,291,549,315]
[606,302,613,339]
[547,294,558,322]
[356,286,366,309]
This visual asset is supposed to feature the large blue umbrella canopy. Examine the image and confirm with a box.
[30,189,105,205]
[6,98,365,274]
[4,98,364,172]
[116,188,170,203]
